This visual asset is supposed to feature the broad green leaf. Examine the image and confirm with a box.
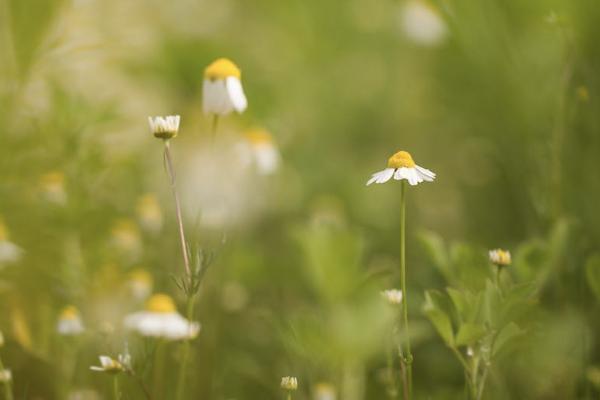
[418,231,451,281]
[493,322,524,356]
[423,291,454,347]
[585,254,600,301]
[455,323,487,347]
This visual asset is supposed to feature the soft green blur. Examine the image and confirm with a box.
[1,0,599,399]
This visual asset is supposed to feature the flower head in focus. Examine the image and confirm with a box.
[124,293,200,340]
[281,376,298,391]
[381,289,403,305]
[489,249,511,267]
[57,305,85,336]
[148,115,180,139]
[366,150,436,186]
[238,128,280,175]
[203,58,247,116]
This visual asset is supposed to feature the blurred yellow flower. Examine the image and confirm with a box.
[314,383,336,400]
[238,128,280,175]
[281,376,298,391]
[366,150,436,186]
[124,293,200,340]
[148,115,180,139]
[57,305,85,336]
[0,219,23,266]
[136,194,163,234]
[110,219,142,259]
[203,58,247,115]
[39,171,67,205]
[127,268,153,301]
[489,249,511,266]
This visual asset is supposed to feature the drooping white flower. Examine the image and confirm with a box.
[237,128,280,175]
[489,249,511,266]
[148,115,180,139]
[203,58,247,116]
[366,150,435,186]
[281,376,298,391]
[90,356,125,374]
[399,0,447,46]
[381,289,403,305]
[57,305,85,336]
[124,293,200,340]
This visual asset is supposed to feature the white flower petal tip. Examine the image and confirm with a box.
[367,151,435,187]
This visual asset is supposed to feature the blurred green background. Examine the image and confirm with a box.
[1,0,600,399]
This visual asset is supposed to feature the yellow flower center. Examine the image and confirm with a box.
[145,293,176,313]
[204,58,241,80]
[129,268,152,285]
[245,128,273,145]
[40,171,65,186]
[60,305,80,321]
[387,151,416,168]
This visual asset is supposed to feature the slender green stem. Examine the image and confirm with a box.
[476,368,489,400]
[113,375,120,400]
[286,392,292,400]
[175,294,196,400]
[0,356,14,400]
[152,341,166,398]
[399,181,413,398]
[163,141,191,278]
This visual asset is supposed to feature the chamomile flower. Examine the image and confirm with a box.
[399,0,447,46]
[57,305,85,336]
[0,220,23,266]
[314,383,337,400]
[203,58,247,116]
[366,150,435,186]
[489,249,511,266]
[281,376,298,391]
[381,289,403,305]
[124,293,200,340]
[127,268,153,301]
[136,194,163,234]
[90,356,125,374]
[39,171,67,205]
[0,369,11,383]
[148,115,180,139]
[110,219,142,260]
[238,128,280,175]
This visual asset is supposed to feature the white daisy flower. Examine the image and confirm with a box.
[399,0,447,47]
[489,249,511,266]
[381,289,403,305]
[238,128,280,175]
[148,115,180,139]
[57,305,85,336]
[281,376,298,391]
[0,221,23,266]
[203,58,247,116]
[314,383,337,400]
[366,150,436,186]
[124,293,200,340]
[90,356,125,374]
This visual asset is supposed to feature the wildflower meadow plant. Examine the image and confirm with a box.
[367,150,435,399]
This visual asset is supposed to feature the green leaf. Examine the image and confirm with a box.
[423,291,454,347]
[585,254,600,301]
[455,323,487,347]
[418,231,451,281]
[493,322,524,356]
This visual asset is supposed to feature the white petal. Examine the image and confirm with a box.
[407,168,421,185]
[366,168,394,186]
[203,79,234,115]
[225,77,247,113]
[415,165,436,181]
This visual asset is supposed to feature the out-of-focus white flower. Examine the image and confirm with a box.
[281,376,298,391]
[124,293,200,340]
[136,194,163,234]
[90,356,125,374]
[489,249,511,266]
[0,220,23,266]
[127,268,153,301]
[381,289,403,305]
[110,219,142,260]
[0,369,12,383]
[148,115,180,139]
[39,171,67,205]
[67,389,102,400]
[57,305,85,336]
[237,128,280,175]
[314,383,337,400]
[366,150,436,186]
[466,347,474,357]
[203,58,247,116]
[399,0,447,46]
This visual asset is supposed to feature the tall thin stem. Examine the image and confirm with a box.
[0,357,14,400]
[399,181,413,398]
[175,294,196,400]
[163,140,191,278]
[113,375,120,400]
